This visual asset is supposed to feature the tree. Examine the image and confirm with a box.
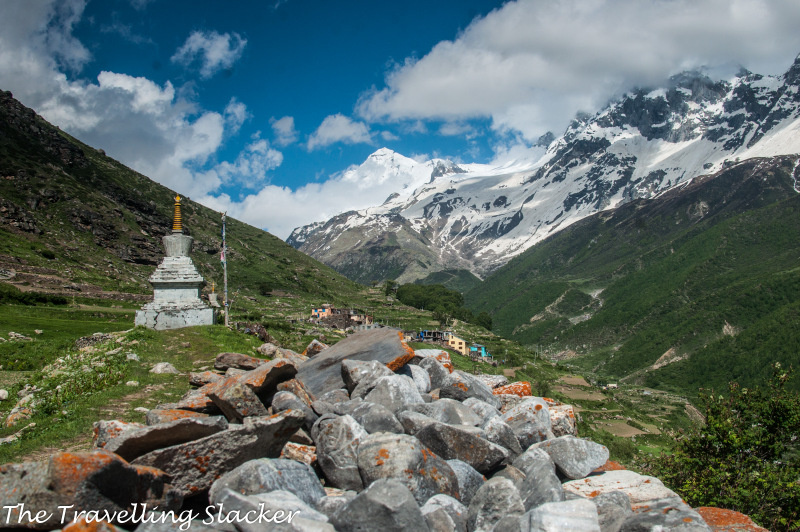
[645,363,800,530]
[476,311,493,331]
[384,279,398,296]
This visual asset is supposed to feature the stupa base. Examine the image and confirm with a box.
[135,307,215,330]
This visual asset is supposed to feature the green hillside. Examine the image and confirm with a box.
[414,268,482,294]
[0,90,364,306]
[466,156,800,394]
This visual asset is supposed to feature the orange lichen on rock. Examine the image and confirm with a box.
[493,381,532,397]
[591,460,626,473]
[435,351,454,372]
[146,409,207,423]
[696,507,769,531]
[385,332,416,371]
[49,450,123,495]
[62,517,123,532]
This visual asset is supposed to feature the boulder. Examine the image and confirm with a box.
[315,492,357,522]
[550,404,578,437]
[318,388,350,404]
[207,382,269,423]
[415,421,509,474]
[493,381,533,397]
[214,352,266,371]
[280,441,317,466]
[357,432,459,504]
[439,371,501,409]
[303,339,328,357]
[619,497,711,531]
[418,357,450,390]
[0,450,182,530]
[514,448,565,511]
[296,329,415,398]
[363,374,424,413]
[397,364,432,393]
[131,410,305,497]
[331,479,430,532]
[493,465,526,490]
[150,362,179,374]
[277,378,316,406]
[412,349,454,372]
[209,458,326,507]
[501,397,553,449]
[519,499,601,532]
[481,416,523,456]
[92,419,145,449]
[467,477,525,532]
[189,370,223,387]
[397,410,440,436]
[593,491,632,532]
[474,374,509,389]
[406,398,483,427]
[446,459,485,506]
[312,414,369,491]
[256,342,279,357]
[213,488,332,532]
[529,436,610,480]
[101,416,229,461]
[341,359,394,394]
[274,348,310,366]
[462,397,501,424]
[272,391,318,432]
[333,400,404,434]
[422,494,468,532]
[562,470,679,504]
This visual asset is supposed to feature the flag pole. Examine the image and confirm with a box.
[221,211,229,327]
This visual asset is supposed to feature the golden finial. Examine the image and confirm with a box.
[212,282,215,293]
[172,195,183,233]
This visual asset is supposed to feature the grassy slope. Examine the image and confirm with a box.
[466,156,800,394]
[414,268,483,294]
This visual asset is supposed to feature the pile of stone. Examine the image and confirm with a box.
[0,328,713,531]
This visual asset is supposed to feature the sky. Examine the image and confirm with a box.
[2,0,800,239]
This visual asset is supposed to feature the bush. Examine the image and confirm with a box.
[644,363,800,530]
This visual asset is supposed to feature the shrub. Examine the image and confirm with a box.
[644,363,800,530]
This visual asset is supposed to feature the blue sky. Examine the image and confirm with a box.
[2,0,800,238]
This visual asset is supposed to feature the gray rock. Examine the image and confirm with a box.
[501,397,553,449]
[132,410,305,497]
[135,513,236,532]
[357,432,459,504]
[482,416,523,457]
[397,410,440,435]
[93,419,146,449]
[144,409,209,425]
[562,470,679,503]
[311,399,338,416]
[462,397,501,424]
[334,400,404,434]
[492,465,526,490]
[207,381,269,423]
[272,390,318,432]
[296,329,416,398]
[549,404,578,437]
[473,374,509,389]
[594,491,632,532]
[415,421,509,474]
[467,477,524,532]
[331,478,430,532]
[304,339,328,358]
[0,449,182,530]
[446,459,485,506]
[209,458,326,507]
[619,497,711,531]
[397,364,432,393]
[515,448,565,511]
[189,371,223,387]
[150,362,179,374]
[364,374,424,413]
[214,352,267,371]
[102,416,228,462]
[319,388,350,403]
[312,414,369,491]
[341,359,395,395]
[520,499,601,532]
[315,492,357,521]
[0,389,8,401]
[530,436,610,480]
[214,488,332,532]
[422,494,468,532]
[439,371,501,409]
[418,357,450,390]
[407,398,483,427]
[493,515,523,532]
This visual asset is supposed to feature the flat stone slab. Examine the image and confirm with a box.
[296,329,415,398]
[562,469,679,503]
[132,410,305,497]
[102,416,229,461]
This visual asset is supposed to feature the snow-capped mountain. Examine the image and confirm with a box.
[288,56,800,284]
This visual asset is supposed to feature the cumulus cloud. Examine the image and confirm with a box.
[270,115,298,146]
[358,0,800,141]
[171,30,247,79]
[224,97,249,133]
[307,113,373,150]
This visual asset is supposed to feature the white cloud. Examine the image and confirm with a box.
[224,97,249,133]
[307,113,373,150]
[171,30,247,79]
[216,137,283,189]
[270,115,298,147]
[358,0,800,141]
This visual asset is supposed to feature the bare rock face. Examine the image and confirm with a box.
[0,450,182,530]
[131,410,305,497]
[357,432,459,504]
[296,329,415,398]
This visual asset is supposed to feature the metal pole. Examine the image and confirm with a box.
[222,212,229,327]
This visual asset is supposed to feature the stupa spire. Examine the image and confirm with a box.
[172,195,183,233]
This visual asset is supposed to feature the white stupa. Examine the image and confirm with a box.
[135,195,215,330]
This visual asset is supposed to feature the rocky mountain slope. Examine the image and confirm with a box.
[0,90,362,303]
[465,154,800,394]
[289,56,800,284]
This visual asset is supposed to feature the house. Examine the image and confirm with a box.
[418,330,449,342]
[446,334,468,356]
[469,344,491,359]
[311,305,373,328]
